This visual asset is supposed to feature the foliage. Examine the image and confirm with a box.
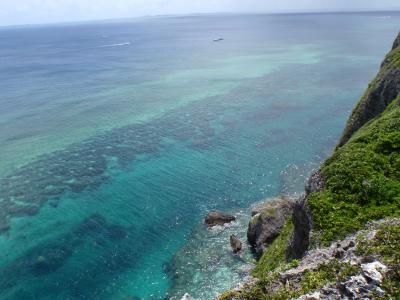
[384,48,400,69]
[252,220,293,278]
[356,223,400,299]
[309,102,400,245]
[218,260,359,300]
[218,47,400,300]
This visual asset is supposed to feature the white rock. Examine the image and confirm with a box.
[361,261,388,283]
[297,291,321,300]
[375,287,385,295]
[343,275,369,296]
[180,293,192,300]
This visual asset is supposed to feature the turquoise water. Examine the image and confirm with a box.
[0,12,399,299]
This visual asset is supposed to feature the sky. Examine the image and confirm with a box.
[0,0,400,26]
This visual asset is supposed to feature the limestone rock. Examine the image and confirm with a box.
[343,240,355,251]
[229,235,242,254]
[217,219,400,300]
[205,211,235,227]
[361,261,388,284]
[332,248,345,259]
[247,197,293,254]
[338,31,400,147]
[287,170,324,259]
[297,291,320,300]
[341,275,370,297]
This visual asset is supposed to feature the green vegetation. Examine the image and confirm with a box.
[309,98,400,245]
[356,223,400,298]
[252,220,293,278]
[218,39,400,299]
[298,261,360,294]
[384,47,400,69]
[218,260,360,300]
[220,98,400,298]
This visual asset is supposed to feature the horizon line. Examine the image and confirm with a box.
[1,8,399,29]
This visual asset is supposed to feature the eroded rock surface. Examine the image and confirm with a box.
[205,211,236,227]
[230,235,242,254]
[287,169,324,259]
[247,197,293,255]
[338,31,400,147]
[217,219,398,300]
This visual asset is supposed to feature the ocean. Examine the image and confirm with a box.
[0,12,399,299]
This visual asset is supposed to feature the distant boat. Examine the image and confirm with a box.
[213,38,224,42]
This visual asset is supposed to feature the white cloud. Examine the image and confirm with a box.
[0,0,399,26]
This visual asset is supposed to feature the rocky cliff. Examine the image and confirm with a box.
[338,32,400,147]
[289,30,400,258]
[216,31,400,300]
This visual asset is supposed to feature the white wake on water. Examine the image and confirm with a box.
[98,42,131,48]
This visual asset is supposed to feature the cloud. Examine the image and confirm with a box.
[0,0,399,26]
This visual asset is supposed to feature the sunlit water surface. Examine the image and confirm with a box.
[0,12,399,299]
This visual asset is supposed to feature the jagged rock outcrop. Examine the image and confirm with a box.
[289,32,400,260]
[205,211,236,227]
[217,219,399,300]
[230,235,242,254]
[247,197,293,255]
[294,255,390,299]
[338,31,400,147]
[287,170,324,259]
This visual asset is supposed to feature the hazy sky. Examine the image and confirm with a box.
[1,0,400,26]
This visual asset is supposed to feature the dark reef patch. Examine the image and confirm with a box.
[0,96,227,233]
[0,212,193,299]
[0,214,130,291]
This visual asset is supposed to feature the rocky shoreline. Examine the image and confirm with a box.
[217,218,399,300]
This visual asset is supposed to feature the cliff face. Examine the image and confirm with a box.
[217,32,400,300]
[287,170,323,259]
[338,32,400,147]
[289,32,400,259]
[392,31,400,52]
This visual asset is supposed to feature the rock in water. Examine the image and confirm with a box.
[247,197,293,254]
[204,211,235,227]
[230,235,242,254]
[180,293,192,300]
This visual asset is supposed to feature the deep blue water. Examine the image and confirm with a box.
[0,12,399,299]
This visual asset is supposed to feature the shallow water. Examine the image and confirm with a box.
[0,12,399,299]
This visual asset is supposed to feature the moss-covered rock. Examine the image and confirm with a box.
[252,220,294,278]
[247,198,293,255]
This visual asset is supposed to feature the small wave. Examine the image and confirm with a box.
[375,16,391,19]
[97,42,131,48]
